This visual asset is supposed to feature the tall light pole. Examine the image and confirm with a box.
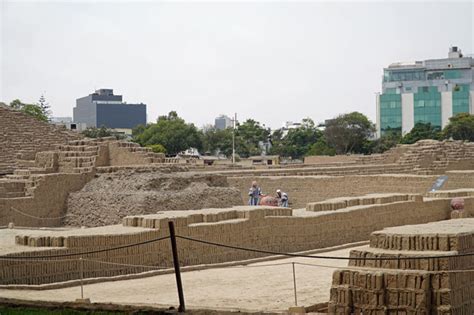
[232,113,237,165]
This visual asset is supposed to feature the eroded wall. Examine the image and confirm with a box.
[0,172,94,227]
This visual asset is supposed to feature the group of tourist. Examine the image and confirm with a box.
[248,181,289,207]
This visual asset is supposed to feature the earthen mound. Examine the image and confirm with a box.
[64,170,243,227]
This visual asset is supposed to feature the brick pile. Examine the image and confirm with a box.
[306,193,421,212]
[328,219,474,314]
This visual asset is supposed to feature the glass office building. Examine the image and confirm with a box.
[376,47,473,137]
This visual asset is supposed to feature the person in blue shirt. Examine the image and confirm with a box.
[248,181,262,206]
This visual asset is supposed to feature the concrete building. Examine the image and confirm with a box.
[73,89,147,134]
[214,114,233,130]
[376,47,474,137]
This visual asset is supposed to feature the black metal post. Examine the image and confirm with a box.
[169,221,185,312]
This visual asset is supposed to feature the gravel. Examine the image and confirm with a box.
[63,170,243,227]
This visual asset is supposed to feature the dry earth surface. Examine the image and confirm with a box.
[64,170,243,227]
[0,245,366,312]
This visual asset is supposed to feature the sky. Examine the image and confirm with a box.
[0,1,473,129]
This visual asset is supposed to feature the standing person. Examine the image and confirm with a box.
[248,181,262,206]
[276,189,289,207]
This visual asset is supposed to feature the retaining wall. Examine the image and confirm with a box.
[1,195,465,285]
[229,175,439,208]
[230,173,474,209]
[0,173,94,227]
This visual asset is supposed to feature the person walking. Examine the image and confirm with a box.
[276,189,289,207]
[248,181,262,206]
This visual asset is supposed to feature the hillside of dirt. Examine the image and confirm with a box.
[64,170,243,227]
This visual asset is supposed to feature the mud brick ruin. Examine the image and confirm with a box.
[0,103,474,313]
[329,219,474,314]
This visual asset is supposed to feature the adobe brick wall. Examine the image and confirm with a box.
[328,218,474,314]
[0,105,81,175]
[303,155,360,165]
[1,196,461,285]
[229,175,439,208]
[0,172,94,227]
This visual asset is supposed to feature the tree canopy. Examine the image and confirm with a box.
[82,126,113,138]
[270,118,322,159]
[201,127,234,156]
[324,112,375,154]
[9,99,48,122]
[443,113,474,142]
[400,122,441,144]
[132,110,474,160]
[133,111,202,155]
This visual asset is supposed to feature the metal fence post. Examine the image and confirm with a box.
[80,257,84,299]
[169,221,186,312]
[292,262,298,306]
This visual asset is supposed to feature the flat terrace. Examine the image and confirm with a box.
[0,244,367,313]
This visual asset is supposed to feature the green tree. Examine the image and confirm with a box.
[21,104,49,122]
[306,138,336,156]
[37,94,51,120]
[201,127,234,156]
[368,131,401,154]
[442,113,474,141]
[82,126,113,138]
[146,144,167,154]
[9,99,24,110]
[133,111,202,155]
[132,124,146,138]
[235,119,270,157]
[324,112,375,154]
[9,99,49,122]
[400,122,441,144]
[270,118,323,159]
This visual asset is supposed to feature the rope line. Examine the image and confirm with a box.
[10,207,76,220]
[82,258,170,270]
[217,262,294,269]
[176,235,474,261]
[0,236,170,260]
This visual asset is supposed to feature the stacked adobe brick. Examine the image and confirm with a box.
[0,104,82,175]
[328,219,474,314]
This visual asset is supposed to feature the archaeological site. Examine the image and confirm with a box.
[1,103,474,314]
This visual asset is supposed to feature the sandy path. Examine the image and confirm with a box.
[0,245,367,312]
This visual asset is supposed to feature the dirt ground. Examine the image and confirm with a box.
[0,245,366,313]
[64,170,243,227]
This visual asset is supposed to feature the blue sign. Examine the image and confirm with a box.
[430,175,448,192]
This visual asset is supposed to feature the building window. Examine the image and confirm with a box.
[452,84,470,115]
[380,93,402,135]
[413,87,441,129]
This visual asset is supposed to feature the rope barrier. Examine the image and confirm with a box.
[217,262,294,269]
[175,235,474,261]
[82,258,170,270]
[0,235,170,260]
[10,207,76,220]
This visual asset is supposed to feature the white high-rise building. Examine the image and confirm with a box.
[376,47,473,138]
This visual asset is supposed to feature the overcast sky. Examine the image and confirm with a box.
[1,1,473,129]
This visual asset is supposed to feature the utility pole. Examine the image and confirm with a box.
[232,113,237,165]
